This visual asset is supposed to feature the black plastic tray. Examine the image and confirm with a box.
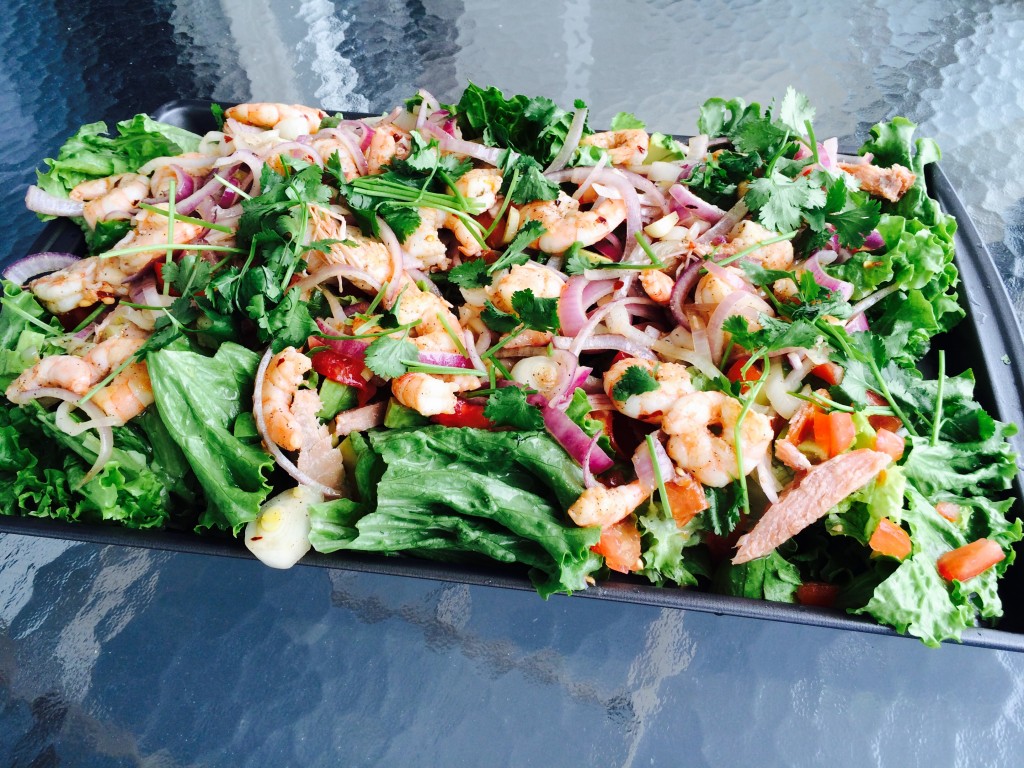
[4,100,1024,651]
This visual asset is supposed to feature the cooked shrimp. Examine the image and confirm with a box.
[518,191,627,254]
[225,103,326,135]
[838,162,916,202]
[90,361,154,424]
[579,129,650,166]
[487,262,564,313]
[148,155,214,197]
[395,287,463,350]
[72,174,149,229]
[718,220,794,271]
[311,136,360,181]
[391,372,458,416]
[693,265,746,306]
[568,481,651,529]
[259,347,312,452]
[663,391,773,487]
[501,329,553,350]
[639,270,675,304]
[403,207,450,271]
[450,168,502,212]
[304,222,394,292]
[366,124,411,175]
[603,357,694,424]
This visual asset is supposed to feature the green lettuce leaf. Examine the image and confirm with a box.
[147,343,273,533]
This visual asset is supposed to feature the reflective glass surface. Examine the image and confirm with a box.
[3,1,1024,764]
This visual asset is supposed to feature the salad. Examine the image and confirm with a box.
[3,84,1019,645]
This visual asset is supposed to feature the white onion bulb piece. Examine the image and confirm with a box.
[244,485,324,569]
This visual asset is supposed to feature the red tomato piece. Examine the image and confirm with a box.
[937,539,1005,582]
[868,414,904,433]
[430,399,495,430]
[591,518,642,574]
[873,428,905,462]
[935,502,961,522]
[812,410,856,458]
[795,582,840,608]
[663,473,709,529]
[311,351,376,405]
[810,362,844,386]
[869,517,912,560]
[726,357,763,393]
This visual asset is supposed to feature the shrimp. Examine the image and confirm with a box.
[366,125,411,175]
[639,270,675,304]
[603,357,694,424]
[395,287,463,351]
[225,103,326,135]
[259,347,312,452]
[663,390,773,487]
[487,262,565,314]
[90,361,154,424]
[517,191,627,255]
[579,129,650,166]
[693,265,747,306]
[718,220,794,271]
[402,208,450,271]
[70,174,149,229]
[391,372,458,416]
[311,136,360,181]
[451,168,502,212]
[568,481,651,529]
[304,222,395,292]
[838,162,915,202]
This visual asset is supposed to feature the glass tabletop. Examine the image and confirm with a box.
[2,0,1024,764]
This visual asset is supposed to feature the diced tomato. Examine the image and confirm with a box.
[935,501,961,522]
[868,414,903,432]
[311,351,376,405]
[812,410,856,458]
[430,399,495,429]
[591,518,642,574]
[726,357,763,393]
[810,362,844,386]
[869,517,912,560]
[864,390,887,406]
[795,582,840,608]
[785,401,818,446]
[937,538,1006,582]
[873,428,905,462]
[663,472,709,528]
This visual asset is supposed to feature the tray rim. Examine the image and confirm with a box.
[3,98,1024,652]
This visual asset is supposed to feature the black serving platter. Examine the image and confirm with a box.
[3,100,1024,651]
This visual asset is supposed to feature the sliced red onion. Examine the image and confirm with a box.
[7,387,113,484]
[376,217,406,307]
[425,125,507,165]
[3,252,80,284]
[587,393,613,410]
[415,89,441,131]
[215,150,265,196]
[592,233,623,260]
[572,155,609,200]
[821,138,838,171]
[668,184,726,224]
[836,152,873,165]
[129,274,175,308]
[756,454,780,504]
[568,296,656,357]
[543,404,614,474]
[703,260,754,293]
[581,431,602,488]
[253,347,342,497]
[558,276,616,337]
[632,433,674,493]
[845,313,870,333]
[292,264,382,296]
[417,352,474,368]
[669,260,702,329]
[333,402,387,437]
[464,329,488,372]
[863,230,885,251]
[805,250,854,301]
[617,169,669,216]
[225,117,263,136]
[54,399,123,435]
[698,199,748,243]
[315,319,370,359]
[316,127,369,176]
[545,107,588,173]
[25,186,84,218]
[546,168,642,263]
[265,141,324,168]
[173,176,223,216]
[546,348,587,408]
[578,335,658,360]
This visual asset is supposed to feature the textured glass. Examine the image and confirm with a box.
[3,0,1024,764]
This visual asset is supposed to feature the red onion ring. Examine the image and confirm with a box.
[546,168,642,263]
[579,334,658,360]
[632,432,674,492]
[542,404,614,474]
[253,347,342,497]
[703,260,754,292]
[707,292,771,365]
[264,141,324,168]
[619,169,669,215]
[698,200,748,243]
[292,264,382,296]
[558,276,616,337]
[569,296,657,357]
[668,260,702,329]
[668,184,726,224]
[582,431,602,489]
[572,155,609,200]
[3,252,80,284]
[376,217,406,307]
[316,127,369,176]
[805,250,854,301]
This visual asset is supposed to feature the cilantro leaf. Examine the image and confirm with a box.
[364,336,419,379]
[705,483,744,536]
[488,220,545,274]
[448,259,491,289]
[481,301,519,333]
[249,288,318,353]
[611,364,659,400]
[610,112,645,131]
[744,170,825,232]
[723,314,824,358]
[484,386,544,430]
[510,289,560,333]
[499,151,560,204]
[563,242,597,275]
[777,87,815,134]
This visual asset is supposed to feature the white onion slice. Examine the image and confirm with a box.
[25,186,84,217]
[545,107,588,173]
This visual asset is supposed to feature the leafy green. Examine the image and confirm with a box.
[147,343,274,533]
[637,500,704,587]
[714,550,802,602]
[455,82,589,165]
[510,289,560,333]
[744,170,825,232]
[610,112,645,130]
[36,114,201,200]
[499,151,560,204]
[611,364,659,400]
[310,426,602,596]
[487,221,546,275]
[481,301,520,334]
[448,259,491,289]
[705,482,744,536]
[484,386,544,430]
